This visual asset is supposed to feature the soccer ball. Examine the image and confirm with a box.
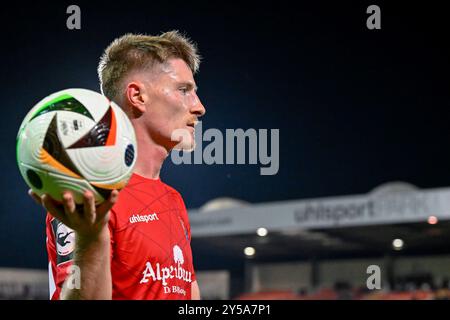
[16,88,137,205]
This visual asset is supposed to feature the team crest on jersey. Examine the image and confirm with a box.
[173,245,185,264]
[51,219,75,265]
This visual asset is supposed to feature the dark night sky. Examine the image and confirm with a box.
[0,1,449,269]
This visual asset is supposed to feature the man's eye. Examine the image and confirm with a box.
[179,88,188,94]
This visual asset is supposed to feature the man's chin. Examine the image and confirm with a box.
[170,128,196,152]
[172,140,196,152]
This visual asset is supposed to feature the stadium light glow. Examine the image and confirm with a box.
[244,247,256,256]
[427,216,438,225]
[392,238,404,250]
[256,227,268,237]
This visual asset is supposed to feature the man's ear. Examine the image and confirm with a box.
[125,82,148,114]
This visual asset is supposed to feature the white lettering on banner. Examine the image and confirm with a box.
[372,193,435,219]
[190,216,233,228]
[189,187,450,236]
[294,201,374,226]
[294,192,441,227]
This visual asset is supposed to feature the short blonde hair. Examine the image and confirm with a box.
[98,31,200,101]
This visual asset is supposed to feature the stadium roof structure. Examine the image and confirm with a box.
[190,182,450,268]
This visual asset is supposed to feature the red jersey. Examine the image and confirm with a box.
[46,173,196,300]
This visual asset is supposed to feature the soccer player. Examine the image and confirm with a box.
[29,31,206,299]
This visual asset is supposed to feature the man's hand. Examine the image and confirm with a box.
[30,189,119,299]
[29,189,119,239]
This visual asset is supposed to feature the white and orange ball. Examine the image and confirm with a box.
[16,88,137,204]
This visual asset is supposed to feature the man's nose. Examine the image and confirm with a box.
[191,93,206,117]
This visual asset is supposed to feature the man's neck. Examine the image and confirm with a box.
[131,126,169,180]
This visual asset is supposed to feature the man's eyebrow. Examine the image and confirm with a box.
[178,81,198,91]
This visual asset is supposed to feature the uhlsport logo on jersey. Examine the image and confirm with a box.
[140,245,192,293]
[129,213,159,224]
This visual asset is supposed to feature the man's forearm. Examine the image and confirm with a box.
[60,228,112,300]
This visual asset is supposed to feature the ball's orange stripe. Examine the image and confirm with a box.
[105,107,117,146]
[39,148,81,179]
[91,180,127,190]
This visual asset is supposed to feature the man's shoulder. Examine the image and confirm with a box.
[161,182,188,210]
[160,181,182,196]
[114,175,186,209]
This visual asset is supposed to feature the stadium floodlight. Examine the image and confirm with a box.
[256,227,268,237]
[392,238,404,250]
[427,216,438,225]
[244,247,256,256]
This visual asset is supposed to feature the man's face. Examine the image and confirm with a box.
[141,58,205,151]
